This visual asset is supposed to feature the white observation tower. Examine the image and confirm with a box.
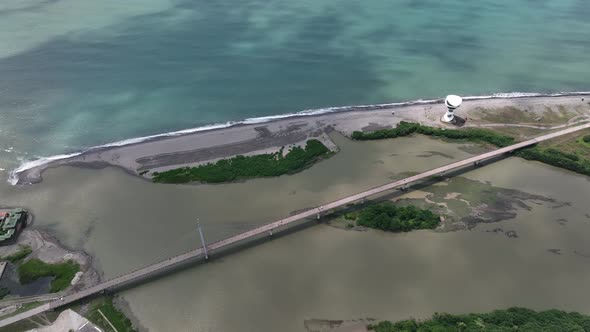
[441,95,462,123]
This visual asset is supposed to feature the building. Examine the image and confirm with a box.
[0,208,28,244]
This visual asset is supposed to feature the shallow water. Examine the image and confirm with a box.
[1,0,590,171]
[0,134,479,276]
[120,158,590,332]
[1,136,590,331]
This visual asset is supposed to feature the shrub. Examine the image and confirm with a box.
[353,202,440,233]
[352,121,515,147]
[4,245,32,264]
[0,287,9,300]
[153,139,331,184]
[515,147,590,177]
[583,135,590,143]
[368,307,590,332]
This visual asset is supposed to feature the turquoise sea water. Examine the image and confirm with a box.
[0,0,589,172]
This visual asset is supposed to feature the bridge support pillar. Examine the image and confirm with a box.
[197,219,209,260]
[317,206,324,221]
[269,229,273,237]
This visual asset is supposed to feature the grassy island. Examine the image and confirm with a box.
[351,121,514,147]
[152,139,332,184]
[18,259,80,293]
[369,307,590,332]
[346,203,440,232]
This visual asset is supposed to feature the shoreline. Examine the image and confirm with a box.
[113,294,148,332]
[0,228,100,306]
[0,223,144,330]
[10,92,590,185]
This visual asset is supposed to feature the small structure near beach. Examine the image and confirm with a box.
[441,95,463,123]
[0,208,28,244]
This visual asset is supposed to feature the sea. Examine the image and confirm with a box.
[1,0,589,178]
[2,2,590,331]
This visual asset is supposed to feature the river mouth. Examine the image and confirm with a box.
[0,134,589,331]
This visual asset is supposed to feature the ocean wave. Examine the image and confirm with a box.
[8,152,83,185]
[8,90,590,185]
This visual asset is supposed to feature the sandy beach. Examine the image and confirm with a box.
[12,94,590,185]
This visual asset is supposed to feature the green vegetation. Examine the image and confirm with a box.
[368,307,590,332]
[0,287,9,300]
[351,121,514,147]
[87,296,136,332]
[351,122,590,179]
[346,202,440,232]
[515,147,590,177]
[152,139,332,183]
[3,245,32,264]
[473,105,575,125]
[18,259,80,293]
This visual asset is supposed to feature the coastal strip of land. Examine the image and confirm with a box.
[11,94,590,185]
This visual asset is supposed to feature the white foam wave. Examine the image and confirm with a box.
[8,90,590,185]
[53,96,445,151]
[464,91,590,100]
[8,152,82,185]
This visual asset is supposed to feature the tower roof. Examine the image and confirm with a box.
[445,95,462,108]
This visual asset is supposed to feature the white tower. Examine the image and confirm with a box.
[441,95,462,123]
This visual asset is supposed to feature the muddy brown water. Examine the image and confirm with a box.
[1,134,590,332]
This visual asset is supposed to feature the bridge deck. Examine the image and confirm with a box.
[1,122,589,328]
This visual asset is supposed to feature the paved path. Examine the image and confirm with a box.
[0,293,62,308]
[1,122,589,328]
